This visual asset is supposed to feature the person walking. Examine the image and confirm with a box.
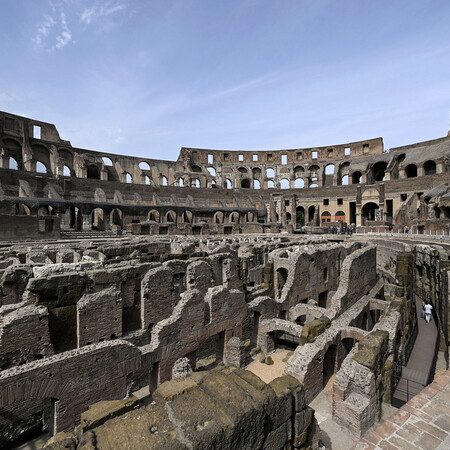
[424,302,433,323]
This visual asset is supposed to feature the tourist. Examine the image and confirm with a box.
[424,302,433,323]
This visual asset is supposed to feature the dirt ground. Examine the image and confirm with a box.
[246,349,291,383]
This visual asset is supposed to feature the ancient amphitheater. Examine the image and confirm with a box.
[0,111,449,449]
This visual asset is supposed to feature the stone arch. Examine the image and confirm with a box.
[161,176,168,186]
[308,205,315,223]
[148,209,160,222]
[324,164,335,175]
[335,211,346,222]
[280,178,290,189]
[405,164,417,178]
[225,178,233,189]
[125,172,133,183]
[32,144,52,175]
[213,211,224,224]
[423,160,436,175]
[87,165,101,179]
[266,168,275,178]
[191,165,202,173]
[110,208,123,228]
[91,207,105,231]
[241,178,251,188]
[102,157,113,166]
[2,137,23,169]
[253,179,261,189]
[321,211,331,223]
[267,180,275,188]
[165,210,176,223]
[362,202,379,222]
[238,167,248,173]
[294,178,305,188]
[139,161,151,170]
[296,206,305,227]
[294,165,305,177]
[228,211,240,223]
[341,175,349,185]
[252,167,261,179]
[182,210,193,223]
[275,267,288,299]
[207,167,216,176]
[371,161,387,182]
[16,202,31,215]
[352,171,362,184]
[36,161,48,174]
[191,178,201,188]
[177,177,184,187]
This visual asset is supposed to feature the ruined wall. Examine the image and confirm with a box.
[46,368,319,450]
[0,341,141,445]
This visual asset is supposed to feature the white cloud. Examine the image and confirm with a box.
[34,15,56,46]
[80,2,127,25]
[54,13,72,49]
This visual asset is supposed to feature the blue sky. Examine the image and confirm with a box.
[1,0,449,159]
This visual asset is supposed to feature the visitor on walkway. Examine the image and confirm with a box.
[424,302,433,323]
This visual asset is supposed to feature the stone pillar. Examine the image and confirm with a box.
[223,337,247,368]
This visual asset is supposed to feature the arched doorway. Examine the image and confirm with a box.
[362,202,379,222]
[323,344,337,387]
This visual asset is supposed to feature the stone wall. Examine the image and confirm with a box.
[45,368,319,450]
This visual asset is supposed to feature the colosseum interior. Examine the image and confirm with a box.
[0,111,449,449]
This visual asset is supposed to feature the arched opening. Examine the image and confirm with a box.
[286,212,292,224]
[139,161,150,170]
[295,178,305,188]
[87,165,100,179]
[182,211,193,223]
[267,180,275,188]
[148,210,160,222]
[296,206,305,227]
[191,165,202,173]
[371,161,387,182]
[9,157,18,170]
[36,161,48,174]
[229,211,240,223]
[276,267,288,299]
[252,167,261,179]
[323,344,337,387]
[16,203,31,215]
[125,172,133,183]
[213,211,224,224]
[321,211,331,223]
[405,164,417,178]
[165,210,176,223]
[145,175,151,185]
[266,168,275,178]
[341,175,349,185]
[238,167,247,174]
[91,208,105,231]
[177,177,184,187]
[335,211,346,222]
[253,179,261,189]
[207,167,216,176]
[241,179,251,189]
[37,206,50,216]
[225,179,233,189]
[362,202,379,222]
[161,176,168,186]
[341,337,356,363]
[308,206,315,223]
[294,166,305,177]
[63,165,72,176]
[352,171,362,184]
[102,157,113,166]
[280,179,289,189]
[423,160,436,175]
[111,208,123,228]
[325,164,335,175]
[191,178,201,188]
[309,182,319,188]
